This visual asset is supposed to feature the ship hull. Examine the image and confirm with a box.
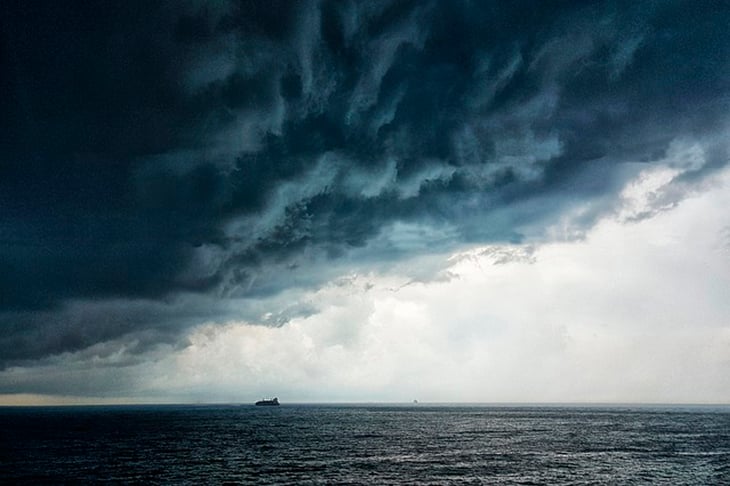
[255,398,279,406]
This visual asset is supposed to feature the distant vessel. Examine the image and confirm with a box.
[255,397,279,406]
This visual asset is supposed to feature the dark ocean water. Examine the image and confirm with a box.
[1,404,729,484]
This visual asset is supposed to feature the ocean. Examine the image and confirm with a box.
[2,404,729,484]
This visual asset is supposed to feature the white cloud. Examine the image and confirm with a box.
[132,168,730,403]
[3,167,728,406]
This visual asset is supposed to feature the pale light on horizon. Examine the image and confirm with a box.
[4,167,728,406]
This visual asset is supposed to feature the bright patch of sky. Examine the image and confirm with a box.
[6,165,726,405]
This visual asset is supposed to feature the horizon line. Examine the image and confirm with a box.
[2,399,729,408]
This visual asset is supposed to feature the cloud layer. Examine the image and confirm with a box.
[4,166,729,402]
[1,1,729,389]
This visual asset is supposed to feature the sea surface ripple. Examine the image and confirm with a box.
[2,404,729,484]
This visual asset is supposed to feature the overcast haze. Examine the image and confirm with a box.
[1,0,729,404]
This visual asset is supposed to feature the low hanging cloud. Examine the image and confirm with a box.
[1,1,729,378]
[3,167,729,402]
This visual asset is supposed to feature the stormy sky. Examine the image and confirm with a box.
[1,0,729,404]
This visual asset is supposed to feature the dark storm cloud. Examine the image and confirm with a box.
[1,0,729,371]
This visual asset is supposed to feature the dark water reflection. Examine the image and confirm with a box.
[2,404,729,484]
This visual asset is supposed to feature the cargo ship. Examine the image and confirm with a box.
[255,397,279,406]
